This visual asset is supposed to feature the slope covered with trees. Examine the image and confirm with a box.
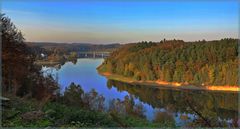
[98,39,238,87]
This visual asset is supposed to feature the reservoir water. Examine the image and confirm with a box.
[42,58,238,127]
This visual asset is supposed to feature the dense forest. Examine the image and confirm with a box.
[27,42,120,53]
[98,39,239,86]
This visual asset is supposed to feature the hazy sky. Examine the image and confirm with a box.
[2,0,239,44]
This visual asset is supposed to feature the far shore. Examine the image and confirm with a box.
[99,72,239,92]
[34,60,60,66]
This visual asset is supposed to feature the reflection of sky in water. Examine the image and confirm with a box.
[41,59,238,127]
[42,59,129,101]
[42,58,196,126]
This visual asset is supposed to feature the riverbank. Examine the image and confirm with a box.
[34,60,60,66]
[34,58,77,66]
[99,72,239,92]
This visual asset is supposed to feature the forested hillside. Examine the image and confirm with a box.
[98,39,238,86]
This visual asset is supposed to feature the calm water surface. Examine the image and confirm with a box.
[42,58,238,126]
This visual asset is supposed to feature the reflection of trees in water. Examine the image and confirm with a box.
[107,79,238,127]
[154,111,175,126]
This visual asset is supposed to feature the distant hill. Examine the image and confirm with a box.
[26,42,121,53]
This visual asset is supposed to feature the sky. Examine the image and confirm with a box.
[2,0,239,44]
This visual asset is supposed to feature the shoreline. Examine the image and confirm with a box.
[34,60,60,66]
[99,72,239,92]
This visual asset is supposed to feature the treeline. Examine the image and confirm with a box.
[58,83,175,127]
[3,82,175,127]
[98,39,238,86]
[27,42,120,53]
[28,42,120,64]
[61,83,147,120]
[27,42,120,58]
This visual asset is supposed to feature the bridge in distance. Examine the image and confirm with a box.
[77,51,111,58]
